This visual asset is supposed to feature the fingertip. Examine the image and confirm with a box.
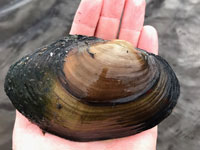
[121,0,146,30]
[13,111,45,150]
[95,0,125,40]
[70,0,103,36]
[15,111,30,127]
[138,25,158,55]
[119,0,146,46]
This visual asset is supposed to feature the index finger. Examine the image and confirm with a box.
[119,0,146,46]
[70,0,103,36]
[95,0,125,39]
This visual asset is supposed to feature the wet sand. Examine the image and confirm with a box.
[0,0,200,149]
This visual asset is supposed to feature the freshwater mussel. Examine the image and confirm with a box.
[4,35,180,142]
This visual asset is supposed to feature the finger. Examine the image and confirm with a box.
[14,111,37,129]
[138,25,158,54]
[13,112,72,150]
[13,111,45,150]
[70,0,103,36]
[95,0,125,40]
[119,0,146,46]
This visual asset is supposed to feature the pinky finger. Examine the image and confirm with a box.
[137,25,158,55]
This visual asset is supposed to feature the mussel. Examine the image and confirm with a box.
[4,35,180,142]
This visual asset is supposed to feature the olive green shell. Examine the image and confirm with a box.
[4,35,180,142]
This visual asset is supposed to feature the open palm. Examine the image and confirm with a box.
[13,0,158,150]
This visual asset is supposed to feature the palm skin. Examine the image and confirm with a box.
[13,0,158,149]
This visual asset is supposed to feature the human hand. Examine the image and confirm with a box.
[13,0,158,150]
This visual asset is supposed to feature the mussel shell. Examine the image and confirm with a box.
[4,35,180,141]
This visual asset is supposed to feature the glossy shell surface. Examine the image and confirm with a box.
[4,35,180,141]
